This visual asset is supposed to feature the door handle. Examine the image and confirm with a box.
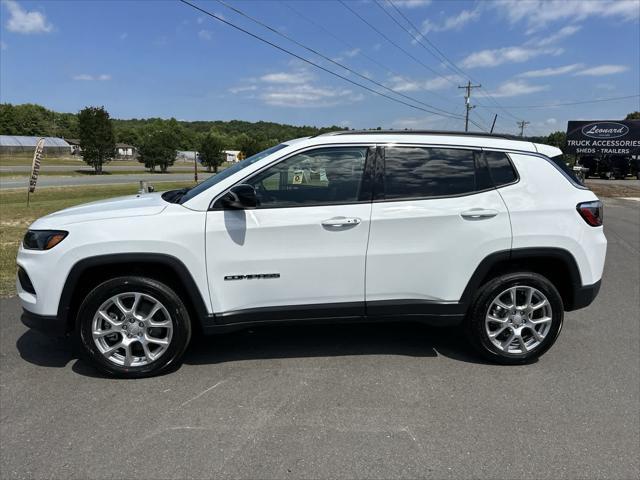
[321,216,361,227]
[460,209,499,220]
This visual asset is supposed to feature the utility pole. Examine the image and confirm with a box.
[517,120,530,137]
[194,151,198,183]
[458,81,481,132]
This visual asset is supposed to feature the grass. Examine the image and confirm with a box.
[0,169,200,179]
[0,181,194,296]
[0,153,142,167]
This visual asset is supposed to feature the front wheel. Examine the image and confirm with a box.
[77,276,192,378]
[465,272,564,364]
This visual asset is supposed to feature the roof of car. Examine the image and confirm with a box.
[304,130,552,155]
[314,129,522,141]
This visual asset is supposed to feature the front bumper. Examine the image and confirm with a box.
[21,308,67,336]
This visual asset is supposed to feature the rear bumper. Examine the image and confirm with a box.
[21,308,67,336]
[569,280,602,311]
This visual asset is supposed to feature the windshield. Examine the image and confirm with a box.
[179,143,289,204]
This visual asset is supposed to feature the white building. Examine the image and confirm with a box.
[224,150,242,163]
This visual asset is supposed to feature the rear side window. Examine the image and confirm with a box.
[383,147,479,199]
[485,151,517,186]
[550,154,584,186]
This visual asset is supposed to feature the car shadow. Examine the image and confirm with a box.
[15,321,495,378]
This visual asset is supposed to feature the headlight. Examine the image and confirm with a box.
[23,230,68,250]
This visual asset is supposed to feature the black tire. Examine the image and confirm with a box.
[465,272,564,365]
[76,276,192,378]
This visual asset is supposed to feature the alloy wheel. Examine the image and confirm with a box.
[484,286,553,354]
[91,292,173,367]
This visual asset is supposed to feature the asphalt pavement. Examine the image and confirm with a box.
[0,198,638,479]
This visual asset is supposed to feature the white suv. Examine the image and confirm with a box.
[17,131,606,377]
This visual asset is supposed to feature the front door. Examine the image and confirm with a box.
[205,146,374,322]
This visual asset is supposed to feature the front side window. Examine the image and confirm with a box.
[383,147,479,199]
[179,143,288,204]
[247,147,369,208]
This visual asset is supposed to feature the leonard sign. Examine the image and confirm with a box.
[566,120,640,156]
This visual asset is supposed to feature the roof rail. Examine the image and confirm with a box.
[313,130,523,141]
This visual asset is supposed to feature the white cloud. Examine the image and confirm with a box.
[260,71,313,84]
[3,0,53,34]
[489,80,549,97]
[574,65,629,76]
[389,74,461,92]
[518,63,584,78]
[343,48,360,58]
[460,45,562,69]
[533,25,581,46]
[393,0,431,8]
[228,85,258,94]
[231,69,363,107]
[492,0,639,32]
[261,84,362,108]
[421,8,480,35]
[391,115,442,129]
[595,83,616,91]
[72,74,111,81]
[546,118,557,125]
[198,29,212,40]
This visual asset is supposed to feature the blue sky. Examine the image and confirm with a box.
[1,0,638,136]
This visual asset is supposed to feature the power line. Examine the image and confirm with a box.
[214,0,463,119]
[384,0,524,123]
[337,0,448,82]
[178,0,468,122]
[281,2,396,79]
[476,94,640,109]
[371,0,457,88]
[376,0,512,126]
[384,0,470,81]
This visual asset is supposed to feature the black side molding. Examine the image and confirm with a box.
[572,280,601,310]
[58,253,211,331]
[21,309,67,336]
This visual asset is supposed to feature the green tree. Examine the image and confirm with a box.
[137,125,179,173]
[625,112,640,120]
[199,132,226,172]
[546,131,567,149]
[78,106,115,174]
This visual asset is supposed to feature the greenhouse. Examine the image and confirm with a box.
[0,135,71,156]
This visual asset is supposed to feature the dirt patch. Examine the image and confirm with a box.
[585,181,640,198]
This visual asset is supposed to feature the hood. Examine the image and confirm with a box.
[32,192,168,228]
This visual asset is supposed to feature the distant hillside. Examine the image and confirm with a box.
[0,103,345,152]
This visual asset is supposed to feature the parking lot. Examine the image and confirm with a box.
[0,197,638,479]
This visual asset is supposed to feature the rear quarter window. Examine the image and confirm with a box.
[485,151,517,186]
[550,154,585,186]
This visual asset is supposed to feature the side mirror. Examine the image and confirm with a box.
[220,184,258,209]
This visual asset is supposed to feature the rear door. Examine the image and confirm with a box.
[205,145,375,321]
[365,145,512,311]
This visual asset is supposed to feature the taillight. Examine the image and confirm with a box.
[577,200,603,227]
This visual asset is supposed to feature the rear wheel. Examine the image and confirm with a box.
[465,272,564,364]
[77,276,192,378]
